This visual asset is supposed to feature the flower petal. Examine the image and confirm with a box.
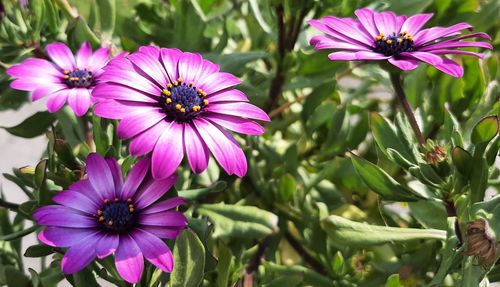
[183,123,210,173]
[142,197,187,215]
[328,51,358,61]
[134,175,177,209]
[117,108,166,139]
[206,113,265,135]
[128,51,169,87]
[121,157,151,200]
[67,88,91,117]
[129,120,169,157]
[322,16,373,44]
[177,52,203,84]
[92,83,158,103]
[52,190,99,214]
[106,157,123,194]
[131,229,174,272]
[414,23,473,46]
[199,72,241,95]
[86,153,116,200]
[401,13,433,35]
[68,179,103,205]
[388,57,420,71]
[430,49,484,58]
[115,234,144,283]
[38,227,98,247]
[96,233,119,259]
[88,47,110,70]
[400,51,443,66]
[139,226,182,239]
[61,233,100,274]
[151,122,184,179]
[433,58,464,78]
[354,8,378,37]
[7,58,61,78]
[419,41,492,51]
[93,100,154,120]
[46,89,69,113]
[34,206,97,228]
[207,89,249,103]
[76,42,92,68]
[205,102,270,122]
[46,42,76,70]
[31,84,67,101]
[139,211,188,227]
[374,11,397,36]
[160,48,183,82]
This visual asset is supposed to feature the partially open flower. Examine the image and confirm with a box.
[464,219,499,265]
[425,144,447,166]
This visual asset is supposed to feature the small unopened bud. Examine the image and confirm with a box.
[425,145,447,166]
[464,219,499,265]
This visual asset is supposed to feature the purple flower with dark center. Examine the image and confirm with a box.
[308,8,492,77]
[7,42,109,116]
[33,153,187,283]
[93,46,270,179]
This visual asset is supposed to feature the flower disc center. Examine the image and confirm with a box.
[64,68,94,88]
[159,78,209,122]
[97,199,135,232]
[374,32,415,56]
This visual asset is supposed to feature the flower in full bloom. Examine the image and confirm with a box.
[93,46,270,179]
[308,8,492,77]
[7,42,109,116]
[33,153,187,283]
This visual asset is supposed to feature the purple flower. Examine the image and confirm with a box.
[92,46,270,179]
[33,153,187,283]
[308,8,492,77]
[7,42,109,116]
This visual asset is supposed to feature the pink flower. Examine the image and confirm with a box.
[6,42,109,116]
[93,46,270,179]
[308,8,492,77]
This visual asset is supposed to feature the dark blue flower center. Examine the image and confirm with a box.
[158,77,209,122]
[374,32,415,56]
[64,68,94,88]
[97,198,135,233]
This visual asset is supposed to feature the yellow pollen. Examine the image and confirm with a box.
[397,38,403,43]
[69,77,78,81]
[203,99,209,105]
[177,77,183,82]
[128,204,134,208]
[382,37,387,41]
[174,81,179,86]
[197,88,203,94]
[386,40,393,44]
[64,70,70,74]
[129,208,135,213]
[401,31,407,35]
[180,108,186,113]
[166,98,172,104]
[98,216,105,222]
[167,83,173,88]
[192,105,201,112]
[175,104,182,110]
[64,75,69,79]
[379,33,384,36]
[97,210,102,215]
[108,220,113,226]
[189,81,194,86]
[163,89,171,96]
[202,92,207,97]
[375,36,381,41]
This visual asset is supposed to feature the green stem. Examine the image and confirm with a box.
[389,72,426,146]
[0,198,20,211]
[0,225,39,241]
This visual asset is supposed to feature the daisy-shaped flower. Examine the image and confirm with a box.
[93,46,270,179]
[33,153,187,283]
[7,42,109,116]
[308,8,492,77]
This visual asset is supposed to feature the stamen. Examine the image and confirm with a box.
[159,81,209,122]
[63,68,94,88]
[374,32,415,56]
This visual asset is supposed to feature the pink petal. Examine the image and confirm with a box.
[67,88,91,117]
[129,120,170,157]
[308,19,371,48]
[322,16,373,45]
[430,49,484,58]
[183,123,210,173]
[328,51,358,61]
[160,48,183,82]
[121,157,151,200]
[46,89,70,113]
[86,153,116,200]
[101,58,161,96]
[310,35,369,51]
[419,41,492,51]
[88,47,110,70]
[141,197,187,215]
[68,179,103,205]
[414,23,473,46]
[433,58,464,78]
[7,58,61,78]
[61,233,100,274]
[93,100,154,120]
[388,57,420,71]
[134,175,177,210]
[34,206,97,228]
[177,52,203,84]
[46,42,76,70]
[206,113,265,135]
[92,83,158,103]
[400,51,443,66]
[31,84,67,101]
[115,234,144,283]
[139,45,160,58]
[76,42,92,68]
[117,108,166,139]
[355,51,390,60]
[219,128,247,177]
[139,226,182,239]
[401,13,433,35]
[106,157,123,194]
[354,8,378,37]
[151,122,184,179]
[207,89,249,103]
[199,72,241,95]
[374,11,398,36]
[138,211,188,227]
[131,229,174,272]
[205,102,270,122]
[52,190,99,214]
[128,51,169,87]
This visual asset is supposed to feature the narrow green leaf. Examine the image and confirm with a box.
[5,266,30,287]
[28,268,41,287]
[73,266,100,287]
[178,181,227,201]
[54,139,79,170]
[171,229,205,287]
[2,111,55,138]
[215,243,233,287]
[97,0,116,35]
[452,146,473,177]
[197,204,278,239]
[321,215,446,247]
[471,115,499,145]
[385,274,403,287]
[24,244,54,257]
[470,157,489,203]
[370,112,415,163]
[263,262,332,287]
[351,154,424,201]
[0,225,39,241]
[278,173,295,202]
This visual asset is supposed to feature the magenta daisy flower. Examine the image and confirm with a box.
[308,8,492,77]
[92,46,270,179]
[33,153,187,283]
[6,42,109,116]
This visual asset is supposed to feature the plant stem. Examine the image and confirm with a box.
[284,231,327,275]
[0,225,38,241]
[243,236,272,287]
[0,198,20,211]
[389,72,426,146]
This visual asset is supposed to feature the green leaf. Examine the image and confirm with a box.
[197,204,278,239]
[72,266,99,287]
[471,115,499,145]
[1,111,55,138]
[178,181,227,201]
[215,243,233,287]
[470,157,489,204]
[321,215,446,247]
[24,244,54,257]
[28,268,41,287]
[351,154,424,201]
[68,16,100,49]
[54,139,80,170]
[385,274,403,287]
[263,262,332,287]
[170,229,206,287]
[370,112,416,164]
[97,0,116,36]
[278,174,295,203]
[452,146,473,177]
[5,266,30,287]
[0,225,39,241]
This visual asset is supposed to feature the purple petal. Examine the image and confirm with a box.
[419,41,492,51]
[76,42,92,68]
[195,59,220,84]
[34,206,97,228]
[129,120,169,157]
[374,11,397,36]
[31,84,67,101]
[46,90,69,113]
[206,113,264,135]
[142,197,186,215]
[67,88,91,117]
[46,42,76,70]
[328,51,358,61]
[117,108,166,139]
[354,8,378,37]
[322,16,373,45]
[400,51,443,66]
[88,47,110,70]
[121,157,151,200]
[139,46,160,58]
[177,52,203,84]
[430,49,484,58]
[355,51,390,60]
[101,58,161,96]
[134,176,177,209]
[205,102,270,122]
[139,226,182,239]
[310,35,369,51]
[151,122,184,179]
[106,157,123,194]
[207,89,249,103]
[388,57,420,71]
[128,51,169,87]
[414,23,473,46]
[139,211,188,227]
[96,233,119,259]
[433,58,464,78]
[86,153,116,200]
[38,227,98,247]
[131,229,174,272]
[61,233,100,274]
[401,13,433,35]
[395,15,407,32]
[52,190,99,214]
[160,48,182,82]
[92,83,158,103]
[220,128,247,177]
[93,100,153,120]
[7,58,61,78]
[308,19,371,48]
[199,72,241,95]
[183,123,210,173]
[68,179,103,205]
[115,234,144,283]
